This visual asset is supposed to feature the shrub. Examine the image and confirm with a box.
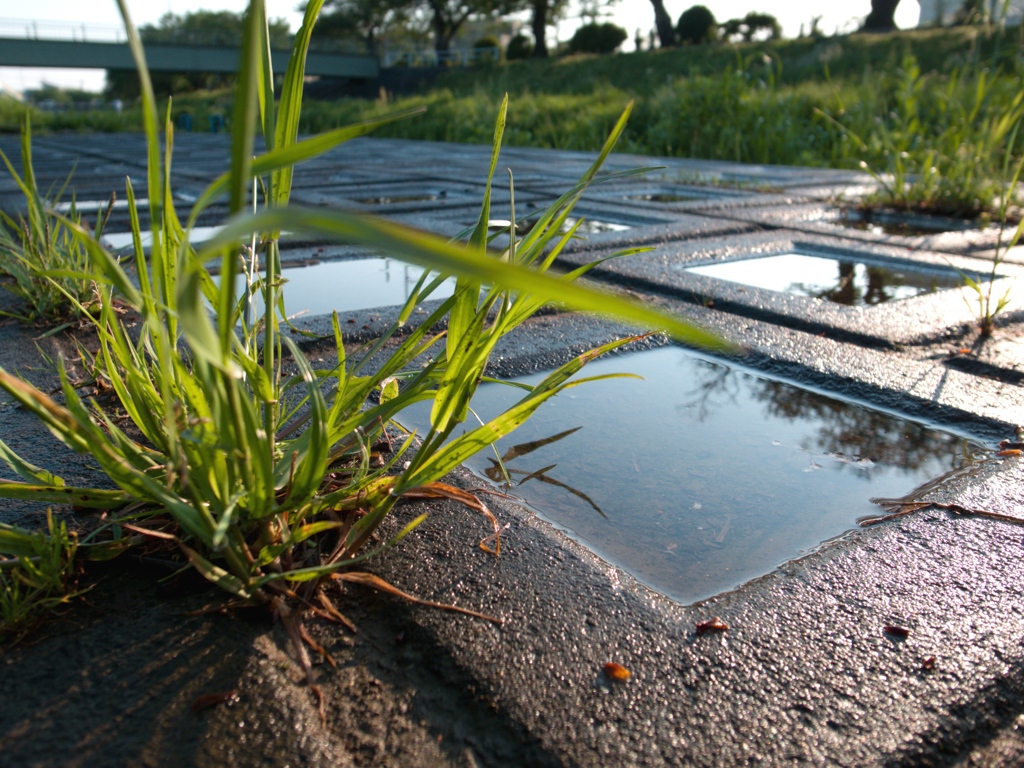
[568,23,628,55]
[473,34,501,50]
[473,35,501,63]
[506,32,534,60]
[677,5,718,45]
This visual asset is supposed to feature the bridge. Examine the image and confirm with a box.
[0,19,379,80]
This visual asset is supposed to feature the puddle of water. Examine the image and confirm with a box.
[102,225,224,251]
[628,193,702,203]
[356,194,440,204]
[223,258,458,317]
[835,210,973,236]
[844,220,926,237]
[487,216,632,236]
[54,198,148,213]
[686,252,963,305]
[402,347,984,604]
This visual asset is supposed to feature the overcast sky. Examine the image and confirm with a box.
[0,1,923,93]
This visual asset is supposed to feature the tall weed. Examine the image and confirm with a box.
[0,119,106,324]
[0,1,719,643]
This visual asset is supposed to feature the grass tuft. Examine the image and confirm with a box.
[0,2,719,650]
[0,116,105,324]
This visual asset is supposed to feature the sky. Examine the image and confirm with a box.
[0,1,924,94]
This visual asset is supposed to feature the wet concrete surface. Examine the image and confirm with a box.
[2,132,1024,765]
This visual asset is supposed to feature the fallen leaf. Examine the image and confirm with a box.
[922,656,936,671]
[603,662,631,681]
[884,625,910,639]
[696,616,729,635]
[192,690,239,714]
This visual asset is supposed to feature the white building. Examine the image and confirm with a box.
[917,0,1024,26]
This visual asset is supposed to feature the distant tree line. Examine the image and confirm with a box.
[671,1,988,48]
[101,0,995,99]
[105,11,291,100]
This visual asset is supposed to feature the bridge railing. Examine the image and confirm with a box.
[0,18,126,43]
[0,17,499,73]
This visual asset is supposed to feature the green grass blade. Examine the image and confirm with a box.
[0,483,129,508]
[272,0,327,207]
[0,438,65,486]
[202,208,728,351]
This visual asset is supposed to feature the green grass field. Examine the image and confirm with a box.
[3,25,1023,217]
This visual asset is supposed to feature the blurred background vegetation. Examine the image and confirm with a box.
[1,2,1022,219]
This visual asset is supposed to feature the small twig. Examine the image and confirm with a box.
[402,482,503,555]
[181,598,251,616]
[298,622,337,669]
[315,590,357,633]
[310,684,327,728]
[333,571,503,625]
[862,499,1024,527]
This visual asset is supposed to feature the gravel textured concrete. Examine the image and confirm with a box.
[2,132,1024,766]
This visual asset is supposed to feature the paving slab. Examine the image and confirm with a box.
[1,132,1024,767]
[725,200,1024,264]
[555,230,1024,349]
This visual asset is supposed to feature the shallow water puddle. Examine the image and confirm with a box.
[562,216,632,234]
[833,209,974,237]
[403,346,984,604]
[54,198,148,213]
[628,193,703,203]
[102,225,224,251]
[223,257,458,317]
[686,252,963,305]
[355,194,439,204]
[486,215,632,237]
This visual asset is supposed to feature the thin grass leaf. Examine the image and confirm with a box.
[0,438,65,486]
[202,209,727,350]
[180,543,254,600]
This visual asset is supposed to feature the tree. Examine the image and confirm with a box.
[676,5,717,44]
[863,0,902,31]
[720,11,781,42]
[719,18,743,41]
[567,21,628,53]
[314,0,415,56]
[648,0,676,47]
[525,0,573,57]
[954,0,985,24]
[105,11,292,99]
[140,10,291,46]
[420,0,524,54]
[743,12,781,40]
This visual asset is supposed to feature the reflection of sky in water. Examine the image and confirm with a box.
[216,258,458,317]
[686,252,962,306]
[402,347,984,604]
[102,226,223,251]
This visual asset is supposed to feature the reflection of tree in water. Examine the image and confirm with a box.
[677,359,743,422]
[752,379,971,474]
[795,262,945,306]
[680,358,972,475]
[826,262,884,305]
[480,427,608,517]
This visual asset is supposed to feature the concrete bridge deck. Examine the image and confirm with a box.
[0,36,378,79]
